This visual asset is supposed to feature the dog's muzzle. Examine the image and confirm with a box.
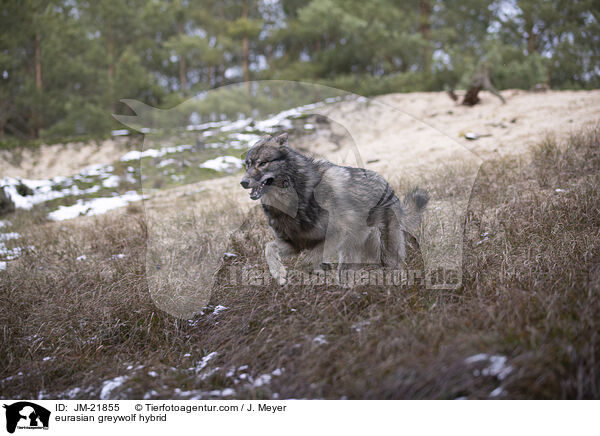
[241,175,274,200]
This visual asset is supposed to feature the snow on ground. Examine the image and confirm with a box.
[313,335,328,345]
[0,220,10,228]
[212,305,228,316]
[102,175,121,188]
[47,191,145,221]
[194,352,218,373]
[199,156,243,172]
[0,243,34,260]
[0,232,20,241]
[1,97,342,226]
[464,353,514,380]
[1,176,99,210]
[78,163,114,177]
[120,144,192,161]
[489,387,505,397]
[157,158,177,168]
[0,261,6,271]
[99,376,128,400]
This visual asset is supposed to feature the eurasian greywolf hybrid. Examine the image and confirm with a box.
[240,132,428,285]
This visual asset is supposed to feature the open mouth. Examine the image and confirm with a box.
[250,177,274,200]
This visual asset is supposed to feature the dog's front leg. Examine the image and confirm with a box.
[265,240,295,285]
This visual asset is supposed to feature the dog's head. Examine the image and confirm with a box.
[240,132,289,200]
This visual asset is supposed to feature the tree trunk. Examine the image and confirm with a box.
[527,30,536,54]
[524,11,536,54]
[32,30,42,138]
[107,22,115,111]
[242,1,250,92]
[177,20,187,95]
[35,31,42,91]
[419,0,431,78]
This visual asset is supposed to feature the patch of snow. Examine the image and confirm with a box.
[0,232,20,241]
[208,388,235,397]
[186,119,230,132]
[195,351,218,373]
[199,156,243,172]
[143,390,158,399]
[102,175,121,188]
[47,191,144,221]
[110,253,126,260]
[62,387,82,399]
[253,374,272,387]
[252,368,284,388]
[0,220,11,228]
[199,366,220,381]
[555,188,565,193]
[1,176,102,210]
[465,354,513,380]
[0,261,6,271]
[223,252,238,259]
[313,335,328,345]
[0,244,34,260]
[229,132,261,143]
[111,129,129,136]
[120,144,192,161]
[490,387,505,397]
[212,305,228,316]
[99,376,128,400]
[157,158,177,168]
[76,255,87,261]
[79,164,114,177]
[124,173,138,184]
[304,123,315,130]
[220,118,252,133]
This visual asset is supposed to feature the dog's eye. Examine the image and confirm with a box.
[258,161,268,168]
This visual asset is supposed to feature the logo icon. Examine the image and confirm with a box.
[3,402,50,434]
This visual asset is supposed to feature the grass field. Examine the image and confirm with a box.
[1,125,598,399]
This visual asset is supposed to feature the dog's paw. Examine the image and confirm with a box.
[276,274,287,286]
[268,263,288,286]
[275,266,288,286]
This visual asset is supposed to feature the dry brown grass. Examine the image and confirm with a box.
[1,126,599,399]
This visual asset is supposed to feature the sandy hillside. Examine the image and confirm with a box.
[0,138,134,179]
[293,89,600,175]
[189,89,599,211]
[1,89,598,214]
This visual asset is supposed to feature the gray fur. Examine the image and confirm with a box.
[240,132,428,285]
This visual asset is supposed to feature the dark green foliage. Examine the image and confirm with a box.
[1,0,599,146]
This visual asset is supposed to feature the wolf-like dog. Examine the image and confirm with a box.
[240,132,428,285]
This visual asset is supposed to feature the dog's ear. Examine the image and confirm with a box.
[274,132,288,147]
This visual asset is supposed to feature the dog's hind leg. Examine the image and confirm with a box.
[381,209,406,268]
[265,239,295,285]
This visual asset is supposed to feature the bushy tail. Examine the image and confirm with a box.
[400,188,429,237]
